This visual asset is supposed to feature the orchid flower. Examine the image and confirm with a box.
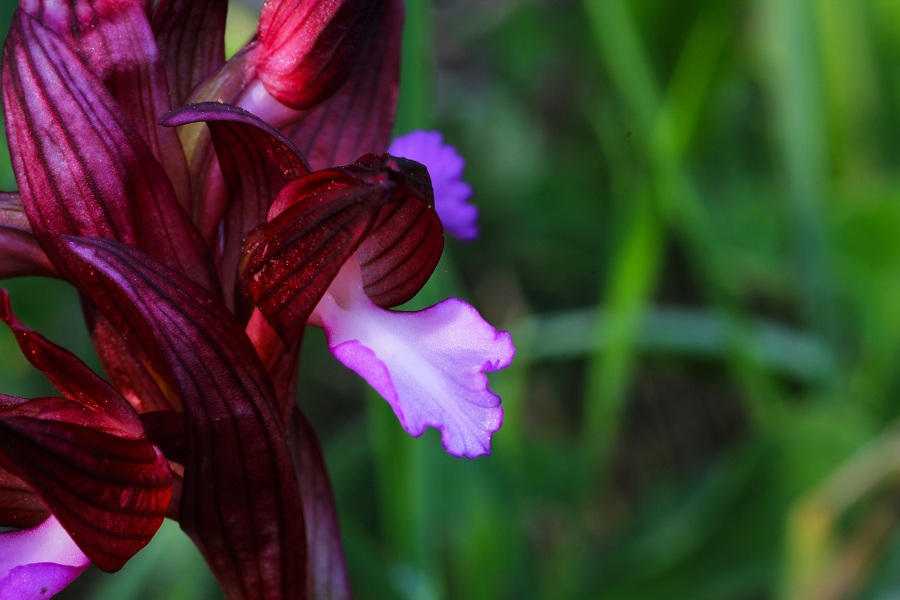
[0,0,512,597]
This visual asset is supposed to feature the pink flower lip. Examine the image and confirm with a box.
[314,259,514,458]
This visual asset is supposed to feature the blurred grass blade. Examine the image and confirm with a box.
[582,191,662,470]
[759,0,837,344]
[395,0,434,132]
[521,305,835,385]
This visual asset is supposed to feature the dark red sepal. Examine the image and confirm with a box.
[20,0,192,207]
[2,10,216,291]
[284,0,403,170]
[0,407,172,572]
[0,293,172,569]
[289,407,350,600]
[0,467,48,529]
[247,170,389,345]
[160,102,310,176]
[355,154,443,307]
[0,290,143,434]
[256,0,382,110]
[161,102,310,315]
[247,153,442,344]
[0,192,55,278]
[139,411,187,466]
[59,236,308,599]
[151,0,228,105]
[86,315,180,414]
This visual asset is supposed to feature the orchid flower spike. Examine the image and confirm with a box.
[0,0,511,595]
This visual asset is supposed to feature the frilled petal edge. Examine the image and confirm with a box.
[313,260,513,458]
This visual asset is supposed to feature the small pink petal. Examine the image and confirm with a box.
[313,260,513,458]
[388,131,478,241]
[0,516,90,599]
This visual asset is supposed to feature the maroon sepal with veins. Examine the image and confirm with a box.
[0,291,172,572]
[193,0,402,172]
[151,0,229,106]
[255,0,383,110]
[2,8,215,290]
[19,0,192,208]
[282,0,404,170]
[0,192,54,279]
[2,7,219,415]
[289,408,351,600]
[0,467,48,529]
[246,152,443,346]
[58,236,308,598]
[160,102,310,317]
[160,101,314,414]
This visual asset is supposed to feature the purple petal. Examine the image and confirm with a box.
[389,131,478,241]
[0,516,89,599]
[312,260,514,458]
